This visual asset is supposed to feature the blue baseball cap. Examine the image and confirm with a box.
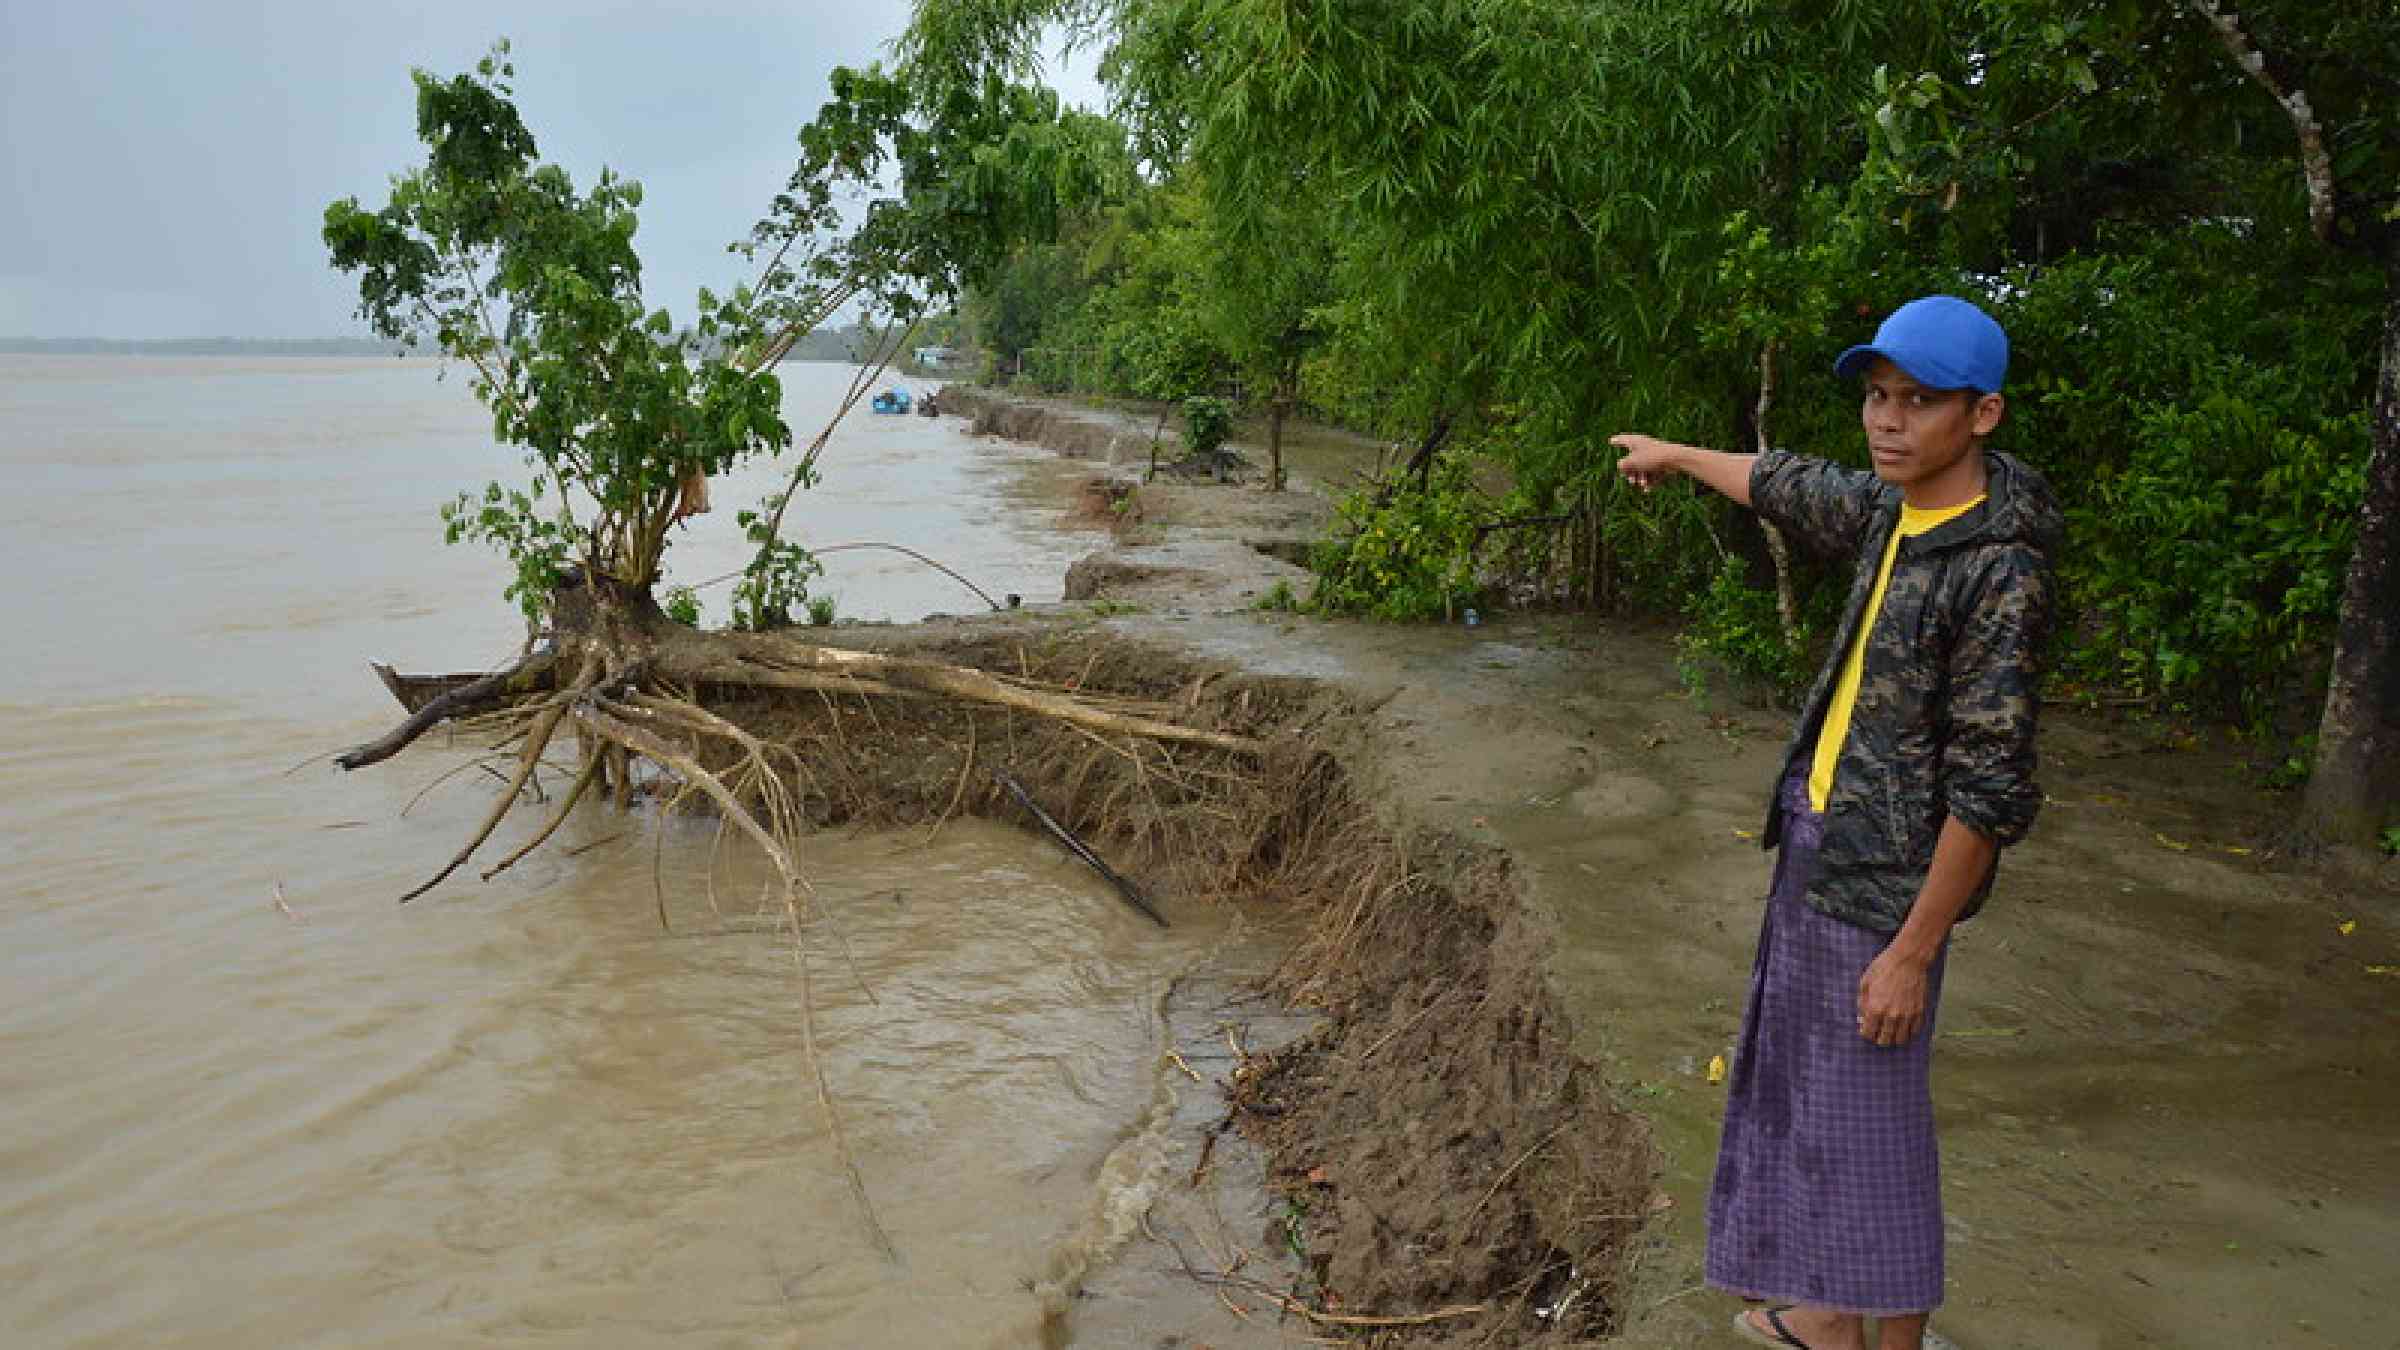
[1834,295,2008,392]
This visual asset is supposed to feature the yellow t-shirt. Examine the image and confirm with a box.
[1807,495,1985,813]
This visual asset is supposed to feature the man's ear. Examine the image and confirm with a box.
[1972,392,2006,437]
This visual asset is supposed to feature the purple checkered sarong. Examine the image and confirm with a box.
[1704,771,1950,1316]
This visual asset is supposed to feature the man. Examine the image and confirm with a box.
[1611,296,2060,1350]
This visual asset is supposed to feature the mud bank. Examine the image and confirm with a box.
[948,385,1173,467]
[937,383,2400,1350]
[944,384,1341,615]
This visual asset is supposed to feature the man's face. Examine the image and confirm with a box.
[1859,357,2005,504]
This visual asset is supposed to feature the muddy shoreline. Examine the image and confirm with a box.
[910,383,2400,1350]
[690,387,1654,1343]
[722,604,1654,1344]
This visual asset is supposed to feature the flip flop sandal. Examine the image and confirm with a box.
[1731,1304,1820,1349]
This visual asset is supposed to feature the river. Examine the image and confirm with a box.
[0,356,1255,1347]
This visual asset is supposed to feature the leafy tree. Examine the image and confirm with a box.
[323,48,1267,1256]
[1307,456,1492,622]
[962,238,1085,375]
[2176,0,2400,846]
[1191,177,1331,491]
[1179,393,1232,458]
[766,58,1135,317]
[1081,183,1237,400]
[324,45,798,621]
[1862,0,2400,842]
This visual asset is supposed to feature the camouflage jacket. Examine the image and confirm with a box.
[1751,448,2062,934]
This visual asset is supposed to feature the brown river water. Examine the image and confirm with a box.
[0,357,1258,1347]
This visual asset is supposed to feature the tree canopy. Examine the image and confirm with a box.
[877,0,2397,847]
[325,45,796,619]
[325,7,2400,848]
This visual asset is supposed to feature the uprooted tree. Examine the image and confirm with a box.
[321,39,1174,874]
[321,45,1234,1252]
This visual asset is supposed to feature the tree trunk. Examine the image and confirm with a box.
[1268,396,1288,493]
[2301,272,2400,846]
[1379,413,1453,506]
[1753,341,1803,650]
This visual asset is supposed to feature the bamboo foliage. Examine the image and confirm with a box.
[885,0,2400,840]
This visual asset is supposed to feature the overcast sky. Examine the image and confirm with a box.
[0,0,1102,339]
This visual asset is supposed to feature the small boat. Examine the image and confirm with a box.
[373,662,511,714]
[870,388,913,415]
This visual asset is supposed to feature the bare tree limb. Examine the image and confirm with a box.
[2187,0,2338,243]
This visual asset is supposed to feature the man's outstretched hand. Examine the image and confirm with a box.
[1608,435,1755,506]
[1610,433,1683,491]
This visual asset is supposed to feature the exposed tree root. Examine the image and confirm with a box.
[396,691,576,904]
[574,704,797,882]
[680,641,1267,755]
[480,749,605,882]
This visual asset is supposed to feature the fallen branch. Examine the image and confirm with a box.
[995,768,1169,928]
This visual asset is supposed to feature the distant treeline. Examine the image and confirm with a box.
[0,337,412,356]
[778,326,873,363]
[1,331,872,361]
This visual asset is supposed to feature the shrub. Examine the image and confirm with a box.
[1675,555,1817,705]
[1996,226,2380,725]
[1181,395,1234,459]
[1309,459,1489,621]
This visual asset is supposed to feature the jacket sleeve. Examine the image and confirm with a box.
[1748,449,1886,560]
[1940,544,2053,847]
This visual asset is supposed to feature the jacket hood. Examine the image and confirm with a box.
[1917,450,2063,555]
[1984,451,2064,553]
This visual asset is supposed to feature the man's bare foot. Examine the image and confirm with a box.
[1731,1303,1866,1350]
